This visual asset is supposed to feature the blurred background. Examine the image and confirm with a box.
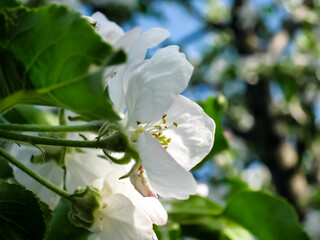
[22,0,320,239]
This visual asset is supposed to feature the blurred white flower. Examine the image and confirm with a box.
[303,209,320,240]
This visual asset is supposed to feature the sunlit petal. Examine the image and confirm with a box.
[138,132,197,199]
[91,12,124,44]
[91,194,154,240]
[126,45,193,127]
[165,95,215,170]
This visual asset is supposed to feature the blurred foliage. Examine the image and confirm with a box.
[161,191,310,240]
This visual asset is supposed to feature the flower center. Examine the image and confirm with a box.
[131,114,178,149]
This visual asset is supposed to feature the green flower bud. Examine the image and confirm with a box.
[69,186,102,229]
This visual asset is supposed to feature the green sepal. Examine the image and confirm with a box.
[69,186,102,229]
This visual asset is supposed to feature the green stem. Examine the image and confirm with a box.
[0,121,104,132]
[0,130,127,152]
[119,147,140,179]
[0,147,71,199]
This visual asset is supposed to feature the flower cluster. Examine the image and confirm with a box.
[9,12,215,240]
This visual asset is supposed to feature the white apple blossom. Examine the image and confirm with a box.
[91,12,170,114]
[88,163,166,240]
[8,132,167,238]
[123,46,215,200]
[92,14,216,200]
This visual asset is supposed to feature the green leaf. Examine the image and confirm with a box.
[0,156,13,179]
[0,181,48,240]
[224,191,311,240]
[194,95,229,170]
[38,200,52,231]
[166,195,242,240]
[45,198,91,240]
[0,5,125,121]
[166,195,223,219]
[2,105,59,125]
[166,192,310,240]
[221,218,253,240]
[0,0,22,11]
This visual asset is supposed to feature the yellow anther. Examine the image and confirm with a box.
[155,125,162,130]
[167,138,172,143]
[164,146,168,150]
[158,132,163,136]
[162,114,167,119]
[137,121,141,125]
[164,126,168,129]
[152,133,157,137]
[102,203,108,209]
[173,122,178,127]
[162,118,167,124]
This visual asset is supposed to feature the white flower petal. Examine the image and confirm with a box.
[65,149,110,193]
[138,132,197,199]
[126,45,193,127]
[139,197,168,226]
[165,95,215,170]
[96,194,154,240]
[16,160,63,208]
[9,144,64,208]
[127,28,170,69]
[107,65,127,113]
[91,12,124,44]
[102,168,168,225]
[10,144,64,209]
[108,27,168,113]
[114,27,142,52]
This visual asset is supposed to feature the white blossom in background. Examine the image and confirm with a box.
[91,13,216,200]
[303,209,320,240]
[90,0,137,8]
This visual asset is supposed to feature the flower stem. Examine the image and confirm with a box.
[0,130,127,152]
[0,147,71,199]
[0,121,104,132]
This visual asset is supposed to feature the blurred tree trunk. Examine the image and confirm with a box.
[230,0,308,219]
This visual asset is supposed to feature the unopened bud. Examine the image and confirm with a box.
[69,186,102,228]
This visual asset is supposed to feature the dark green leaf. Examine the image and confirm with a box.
[0,0,22,11]
[45,198,91,240]
[166,195,251,240]
[0,156,13,179]
[38,200,52,231]
[224,191,311,240]
[0,181,47,240]
[0,5,124,121]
